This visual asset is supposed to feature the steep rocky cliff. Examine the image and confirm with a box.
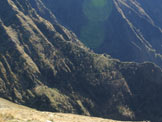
[41,0,162,67]
[0,0,162,122]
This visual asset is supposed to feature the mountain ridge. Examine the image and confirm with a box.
[41,0,162,67]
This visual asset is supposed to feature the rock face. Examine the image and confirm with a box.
[0,0,162,122]
[41,0,162,67]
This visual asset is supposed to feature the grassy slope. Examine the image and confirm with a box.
[0,98,146,122]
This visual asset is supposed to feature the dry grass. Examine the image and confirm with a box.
[0,109,145,122]
[0,98,147,122]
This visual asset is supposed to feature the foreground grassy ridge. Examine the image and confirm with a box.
[0,111,147,122]
[0,98,146,122]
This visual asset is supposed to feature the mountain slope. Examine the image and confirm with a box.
[41,0,162,67]
[0,0,162,122]
[136,0,162,28]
